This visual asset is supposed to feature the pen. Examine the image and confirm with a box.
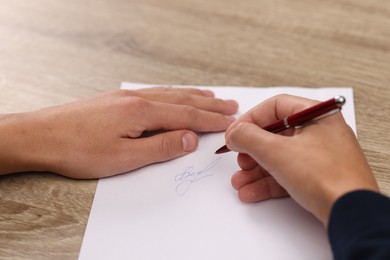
[215,96,346,154]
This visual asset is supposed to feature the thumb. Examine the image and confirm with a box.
[135,130,199,165]
[226,122,283,164]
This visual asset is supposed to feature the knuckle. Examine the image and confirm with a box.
[125,96,150,110]
[175,92,192,103]
[274,93,289,99]
[112,89,135,96]
[113,96,152,121]
[161,86,173,92]
[158,136,173,158]
[183,105,199,120]
[233,122,250,137]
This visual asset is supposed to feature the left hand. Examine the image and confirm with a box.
[0,87,238,179]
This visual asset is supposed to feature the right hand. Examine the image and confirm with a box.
[225,94,378,226]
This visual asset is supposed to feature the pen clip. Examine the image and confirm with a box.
[295,108,341,129]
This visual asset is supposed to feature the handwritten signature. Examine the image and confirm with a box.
[174,157,222,196]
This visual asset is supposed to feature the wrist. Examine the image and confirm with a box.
[0,113,48,175]
[317,178,379,228]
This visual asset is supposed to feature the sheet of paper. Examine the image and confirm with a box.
[79,83,355,260]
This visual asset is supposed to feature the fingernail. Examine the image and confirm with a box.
[182,132,198,152]
[224,100,239,115]
[225,100,239,108]
[225,99,238,106]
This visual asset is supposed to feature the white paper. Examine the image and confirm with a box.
[79,83,355,260]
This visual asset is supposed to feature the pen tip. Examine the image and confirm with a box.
[215,145,230,154]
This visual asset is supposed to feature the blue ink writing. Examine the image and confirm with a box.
[174,157,222,196]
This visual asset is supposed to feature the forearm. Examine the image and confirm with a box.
[0,113,47,175]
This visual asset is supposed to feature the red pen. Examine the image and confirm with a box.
[215,96,346,154]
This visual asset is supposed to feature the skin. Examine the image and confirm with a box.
[225,94,379,227]
[0,87,238,179]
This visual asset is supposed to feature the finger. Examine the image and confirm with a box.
[135,101,236,135]
[237,153,258,170]
[134,90,238,115]
[231,165,269,190]
[121,130,199,170]
[237,176,288,203]
[226,94,319,135]
[226,122,286,166]
[135,86,215,97]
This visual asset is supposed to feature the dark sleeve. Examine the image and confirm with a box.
[328,190,390,260]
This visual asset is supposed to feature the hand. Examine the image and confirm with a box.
[0,87,238,179]
[225,94,378,226]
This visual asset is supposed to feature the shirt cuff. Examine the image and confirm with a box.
[328,190,390,259]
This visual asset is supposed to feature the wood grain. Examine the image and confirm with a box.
[0,0,389,258]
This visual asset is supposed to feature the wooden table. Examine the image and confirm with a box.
[1,0,389,258]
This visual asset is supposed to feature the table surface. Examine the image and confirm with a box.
[1,0,389,259]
